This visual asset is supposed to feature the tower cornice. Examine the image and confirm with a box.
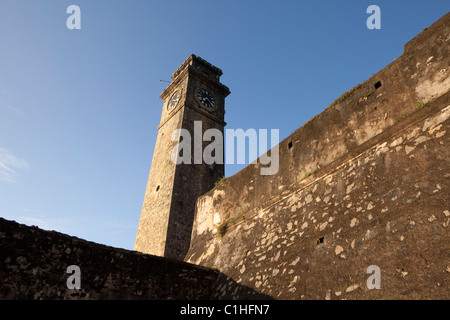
[160,66,230,101]
[172,54,223,79]
[160,55,230,100]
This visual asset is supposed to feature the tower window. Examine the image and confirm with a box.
[374,81,382,90]
[288,141,293,149]
[156,185,160,192]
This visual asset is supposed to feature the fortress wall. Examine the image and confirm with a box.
[185,13,450,299]
[0,218,269,299]
[187,95,450,299]
[187,13,450,248]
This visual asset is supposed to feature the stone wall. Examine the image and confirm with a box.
[0,218,269,300]
[185,13,450,299]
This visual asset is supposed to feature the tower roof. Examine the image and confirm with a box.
[171,54,223,80]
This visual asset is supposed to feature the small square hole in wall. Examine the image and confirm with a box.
[374,81,382,90]
[316,237,324,245]
[288,141,293,149]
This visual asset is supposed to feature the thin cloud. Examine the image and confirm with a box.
[0,88,19,99]
[7,214,72,234]
[6,105,26,117]
[0,87,25,116]
[58,174,78,181]
[17,216,49,228]
[0,147,29,184]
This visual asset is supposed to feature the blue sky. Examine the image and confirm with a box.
[0,1,448,250]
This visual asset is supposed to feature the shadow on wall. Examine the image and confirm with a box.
[0,218,272,300]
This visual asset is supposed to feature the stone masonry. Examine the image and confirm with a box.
[185,12,450,299]
[0,217,269,300]
[0,12,449,300]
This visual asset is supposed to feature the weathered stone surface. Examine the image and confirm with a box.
[187,97,450,300]
[185,13,450,300]
[0,218,270,300]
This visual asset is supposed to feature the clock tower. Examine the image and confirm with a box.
[134,54,230,260]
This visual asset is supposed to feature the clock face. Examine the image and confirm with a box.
[197,89,215,109]
[167,90,180,111]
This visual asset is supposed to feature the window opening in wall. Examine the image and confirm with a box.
[316,236,324,245]
[288,141,293,149]
[374,81,382,90]
[156,185,160,192]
